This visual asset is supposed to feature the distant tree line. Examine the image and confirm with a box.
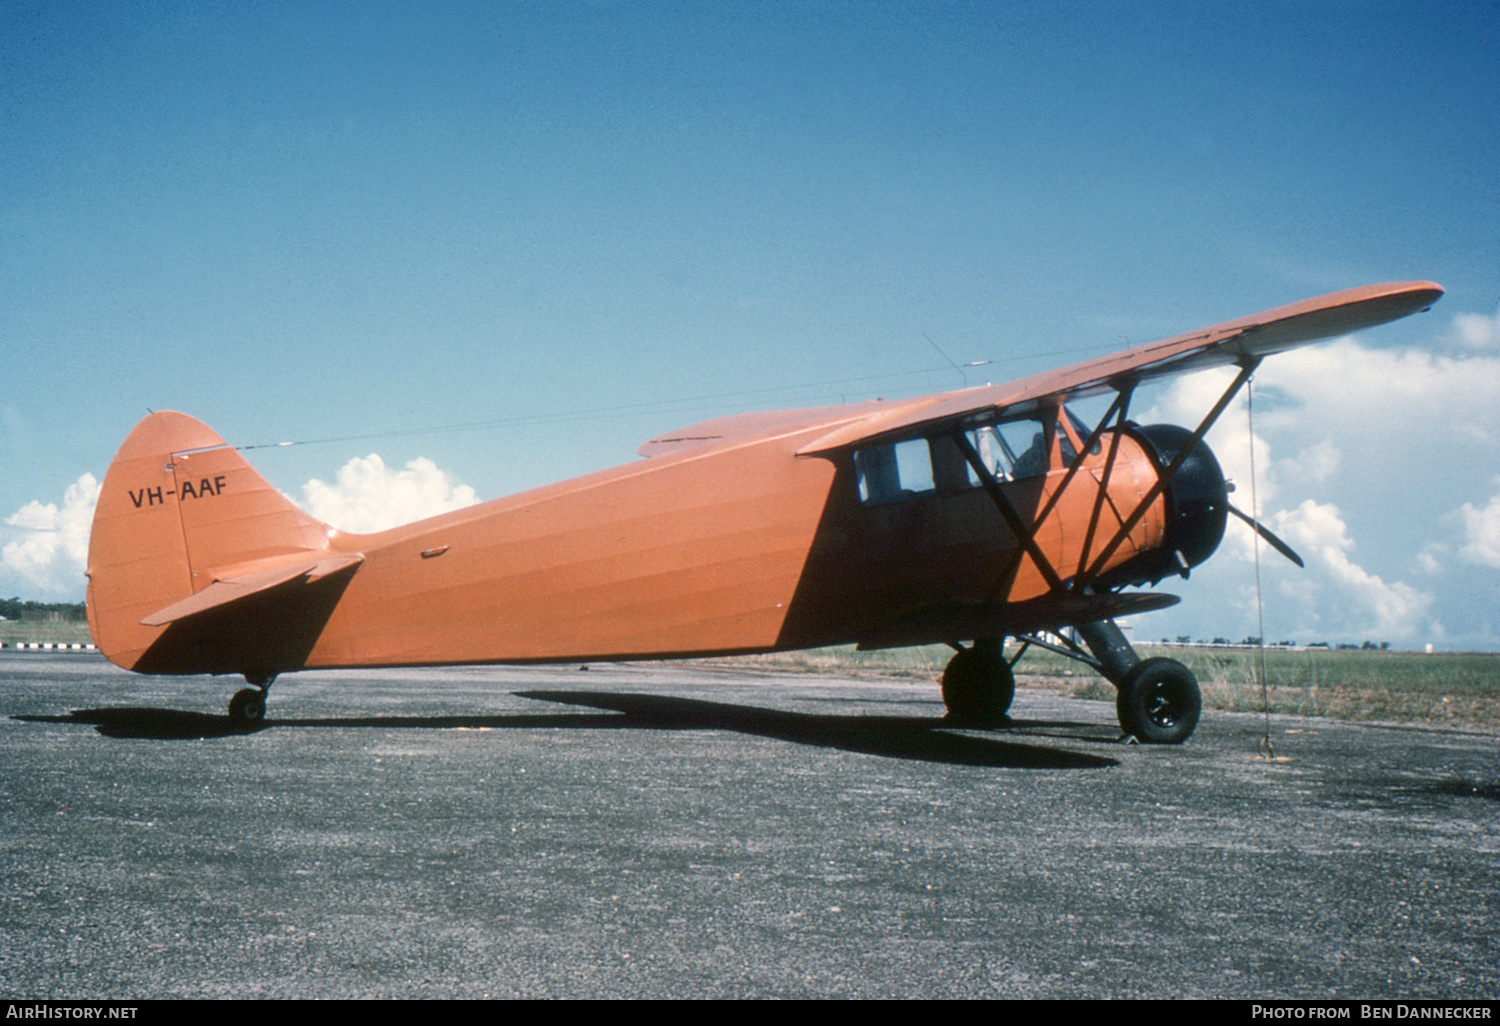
[0,598,87,622]
[1160,635,1390,651]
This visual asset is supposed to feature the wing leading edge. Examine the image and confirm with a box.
[795,281,1443,455]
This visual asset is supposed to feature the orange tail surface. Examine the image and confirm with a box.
[86,411,358,678]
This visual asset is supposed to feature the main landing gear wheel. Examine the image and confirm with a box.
[941,639,1015,727]
[1116,657,1201,744]
[227,688,266,726]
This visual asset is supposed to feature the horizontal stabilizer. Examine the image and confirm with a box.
[141,553,363,627]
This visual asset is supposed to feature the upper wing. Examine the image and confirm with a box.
[638,405,874,458]
[794,281,1443,455]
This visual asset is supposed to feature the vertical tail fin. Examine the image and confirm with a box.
[87,411,349,676]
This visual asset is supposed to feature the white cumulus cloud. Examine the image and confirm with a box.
[1456,484,1500,569]
[299,454,479,534]
[0,455,478,602]
[1133,329,1499,645]
[1277,438,1339,489]
[1256,337,1500,448]
[1274,499,1434,639]
[0,456,477,606]
[1454,307,1500,350]
[0,473,99,600]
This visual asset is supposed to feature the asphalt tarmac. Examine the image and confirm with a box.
[2,650,1496,999]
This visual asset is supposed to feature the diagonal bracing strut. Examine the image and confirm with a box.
[1077,358,1261,588]
[951,429,1067,595]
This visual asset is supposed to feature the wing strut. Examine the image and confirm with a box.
[952,386,1137,610]
[1078,359,1260,588]
[1070,382,1138,592]
[1029,387,1132,547]
[951,430,1066,594]
[945,358,1257,614]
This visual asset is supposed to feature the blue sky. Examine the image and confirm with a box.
[3,1,1497,650]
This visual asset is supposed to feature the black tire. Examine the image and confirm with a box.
[941,639,1015,726]
[228,688,266,726]
[1116,657,1200,744]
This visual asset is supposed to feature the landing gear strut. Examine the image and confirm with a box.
[227,673,275,727]
[1002,619,1202,743]
[1072,620,1201,744]
[941,638,1015,727]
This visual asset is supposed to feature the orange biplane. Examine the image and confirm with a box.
[86,282,1443,742]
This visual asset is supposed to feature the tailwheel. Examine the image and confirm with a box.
[228,672,275,727]
[1116,657,1200,744]
[227,688,266,726]
[941,639,1015,727]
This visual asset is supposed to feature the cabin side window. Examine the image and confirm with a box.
[854,439,936,505]
[853,413,1063,505]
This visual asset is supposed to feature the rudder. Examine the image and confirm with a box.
[87,411,339,675]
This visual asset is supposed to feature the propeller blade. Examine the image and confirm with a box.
[1227,504,1305,568]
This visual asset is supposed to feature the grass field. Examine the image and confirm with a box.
[711,642,1500,733]
[5,621,1497,732]
[0,620,93,647]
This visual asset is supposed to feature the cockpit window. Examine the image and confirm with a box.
[853,411,1067,505]
[1063,409,1101,457]
[962,417,1050,484]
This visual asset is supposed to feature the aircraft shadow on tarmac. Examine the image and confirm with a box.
[517,691,1118,768]
[14,691,1118,769]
